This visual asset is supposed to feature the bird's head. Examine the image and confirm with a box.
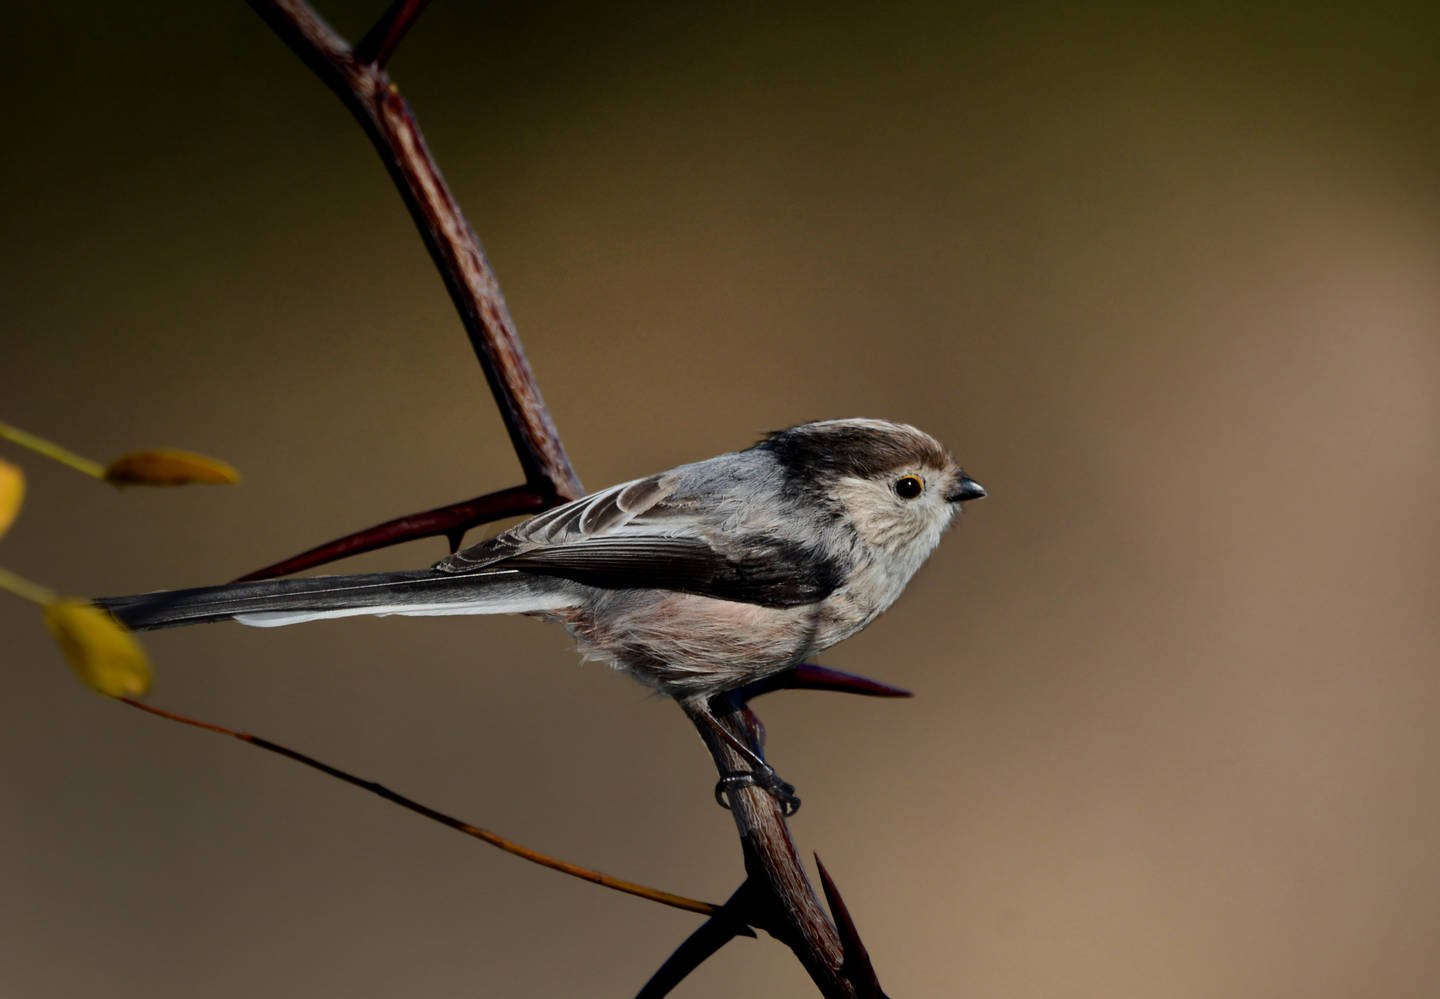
[759,418,984,559]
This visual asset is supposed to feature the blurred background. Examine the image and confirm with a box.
[4,2,1439,996]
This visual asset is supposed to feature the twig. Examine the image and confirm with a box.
[0,421,106,479]
[235,483,549,581]
[353,0,432,68]
[0,567,58,605]
[636,880,761,999]
[241,0,581,579]
[117,696,718,917]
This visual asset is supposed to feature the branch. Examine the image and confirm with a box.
[117,696,718,917]
[242,0,582,577]
[235,484,548,581]
[636,880,761,999]
[353,0,432,68]
[681,697,878,998]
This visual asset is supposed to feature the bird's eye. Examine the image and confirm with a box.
[894,474,925,499]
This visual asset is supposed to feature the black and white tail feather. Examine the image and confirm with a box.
[95,469,698,631]
[96,467,697,631]
[97,569,576,631]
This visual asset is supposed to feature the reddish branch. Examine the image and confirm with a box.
[236,484,548,581]
[238,2,892,995]
[241,0,582,581]
[353,0,432,68]
[118,696,718,916]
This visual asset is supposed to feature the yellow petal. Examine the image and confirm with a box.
[43,601,153,697]
[0,459,22,540]
[104,449,240,486]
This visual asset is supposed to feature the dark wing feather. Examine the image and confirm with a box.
[494,535,838,608]
[433,472,837,607]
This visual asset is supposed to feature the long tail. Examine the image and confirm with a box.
[95,569,576,631]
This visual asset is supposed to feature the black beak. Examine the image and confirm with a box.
[947,474,987,504]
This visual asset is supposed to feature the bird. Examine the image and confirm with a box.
[97,418,985,813]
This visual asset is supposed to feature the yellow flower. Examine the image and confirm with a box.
[43,601,153,697]
[105,449,240,486]
[0,459,21,540]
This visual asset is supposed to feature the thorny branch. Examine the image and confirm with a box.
[236,484,547,581]
[236,2,893,994]
[241,0,581,582]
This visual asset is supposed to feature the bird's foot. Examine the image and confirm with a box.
[715,767,801,817]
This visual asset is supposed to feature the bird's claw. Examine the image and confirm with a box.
[715,770,801,817]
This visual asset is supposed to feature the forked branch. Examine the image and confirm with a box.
[239,2,889,994]
[242,0,581,580]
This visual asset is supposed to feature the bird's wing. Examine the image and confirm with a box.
[436,473,688,567]
[433,473,837,608]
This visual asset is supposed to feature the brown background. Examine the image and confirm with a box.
[4,3,1439,996]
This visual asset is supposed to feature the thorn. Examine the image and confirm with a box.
[736,663,914,702]
[233,484,548,581]
[815,855,887,997]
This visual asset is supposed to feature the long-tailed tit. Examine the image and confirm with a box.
[98,418,985,812]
